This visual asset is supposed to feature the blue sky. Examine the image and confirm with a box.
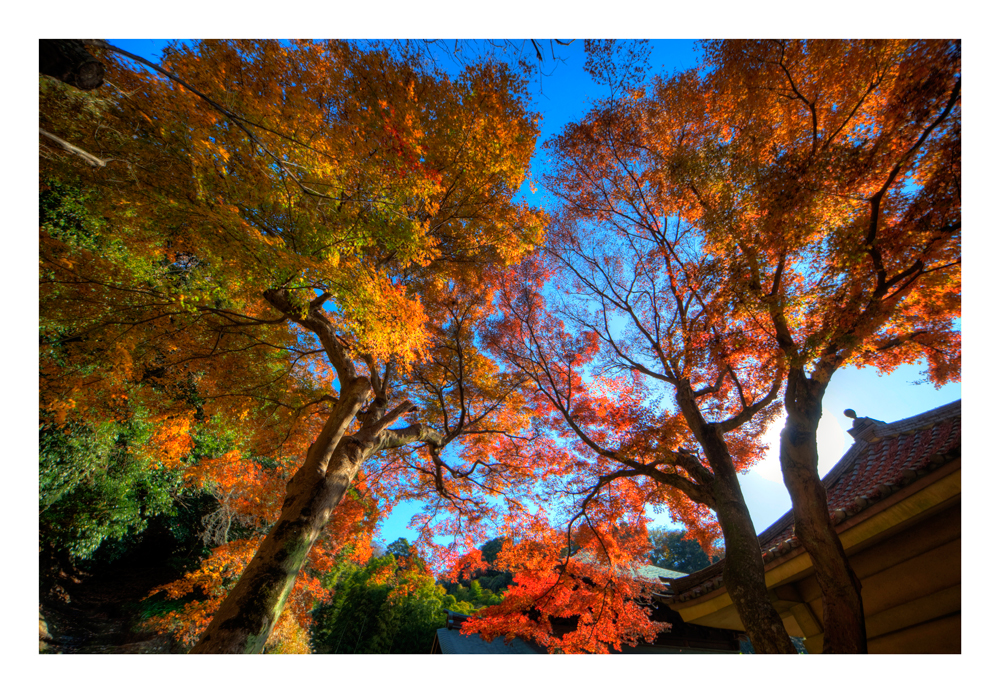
[105,38,961,547]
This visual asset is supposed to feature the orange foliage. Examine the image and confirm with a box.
[650,40,961,386]
[463,519,669,653]
[141,416,195,469]
[41,38,957,654]
[40,39,549,651]
[474,39,957,653]
[466,38,959,653]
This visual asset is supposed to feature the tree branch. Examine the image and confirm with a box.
[39,128,107,167]
[376,422,446,452]
[262,287,357,384]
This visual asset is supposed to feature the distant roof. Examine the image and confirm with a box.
[572,552,688,583]
[635,564,687,581]
[432,627,544,654]
[662,399,962,602]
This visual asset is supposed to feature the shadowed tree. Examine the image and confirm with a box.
[647,528,715,574]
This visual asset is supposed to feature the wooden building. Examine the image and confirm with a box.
[658,400,961,653]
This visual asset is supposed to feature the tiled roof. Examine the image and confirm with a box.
[662,400,962,603]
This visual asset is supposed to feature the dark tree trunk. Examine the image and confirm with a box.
[39,39,105,91]
[780,369,867,653]
[703,429,797,654]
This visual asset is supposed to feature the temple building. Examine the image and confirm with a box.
[657,400,961,653]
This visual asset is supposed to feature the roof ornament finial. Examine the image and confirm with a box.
[845,409,886,442]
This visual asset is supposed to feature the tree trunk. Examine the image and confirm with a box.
[780,369,867,653]
[39,39,105,91]
[703,428,797,654]
[191,378,373,654]
[190,439,368,653]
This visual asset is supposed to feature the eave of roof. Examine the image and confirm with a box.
[660,400,961,603]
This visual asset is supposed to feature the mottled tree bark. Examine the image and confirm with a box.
[190,378,372,653]
[190,445,365,653]
[779,369,866,653]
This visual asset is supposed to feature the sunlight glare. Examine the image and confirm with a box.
[752,409,849,483]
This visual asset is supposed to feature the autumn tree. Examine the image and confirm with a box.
[484,221,794,652]
[440,536,515,593]
[456,513,674,653]
[40,39,546,653]
[524,39,959,653]
[638,40,960,653]
[464,40,799,653]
